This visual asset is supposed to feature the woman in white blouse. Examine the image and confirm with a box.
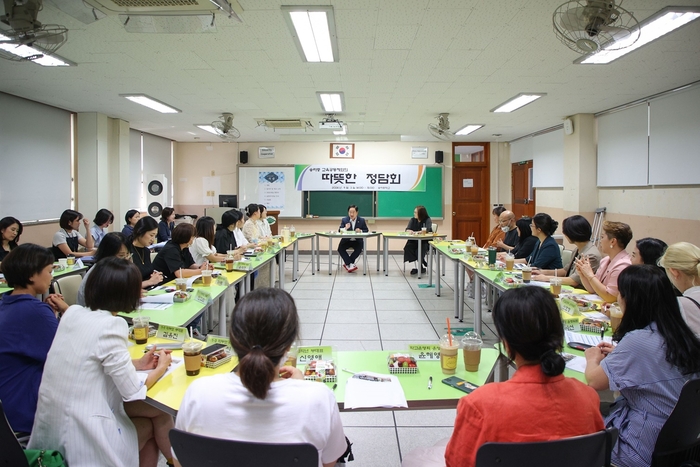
[190,216,240,265]
[257,204,273,238]
[28,258,174,467]
[659,242,700,335]
[242,203,263,243]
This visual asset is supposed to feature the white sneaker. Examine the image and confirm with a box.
[348,263,358,273]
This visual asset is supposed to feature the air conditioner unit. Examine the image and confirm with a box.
[257,119,313,130]
[83,0,243,16]
[146,174,168,218]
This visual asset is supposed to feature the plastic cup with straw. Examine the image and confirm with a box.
[440,318,458,375]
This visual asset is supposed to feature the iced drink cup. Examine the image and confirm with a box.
[183,341,204,376]
[550,277,562,296]
[66,255,76,266]
[202,269,212,286]
[132,316,150,345]
[522,266,532,283]
[461,331,482,372]
[609,304,623,333]
[283,342,298,368]
[471,245,479,256]
[176,278,187,292]
[440,334,459,375]
[505,254,515,271]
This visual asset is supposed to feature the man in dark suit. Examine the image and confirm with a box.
[338,204,369,272]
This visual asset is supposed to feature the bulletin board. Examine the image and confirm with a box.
[238,166,302,218]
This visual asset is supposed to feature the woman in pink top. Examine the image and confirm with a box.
[576,221,633,302]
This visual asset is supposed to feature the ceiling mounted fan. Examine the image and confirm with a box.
[0,0,68,61]
[553,0,640,54]
[428,113,455,141]
[211,113,240,141]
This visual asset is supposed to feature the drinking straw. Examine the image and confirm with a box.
[446,318,453,346]
[189,326,193,342]
[179,267,182,278]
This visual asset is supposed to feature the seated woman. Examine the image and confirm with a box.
[403,205,432,275]
[175,288,347,467]
[191,216,234,265]
[76,233,163,305]
[152,223,210,284]
[128,217,162,283]
[257,204,273,238]
[576,221,632,303]
[482,206,506,249]
[52,209,95,259]
[403,287,604,467]
[532,215,602,287]
[121,209,141,237]
[157,207,175,243]
[214,209,247,255]
[0,216,23,261]
[584,265,700,467]
[513,213,563,270]
[28,258,174,467]
[631,237,667,266]
[659,242,700,335]
[497,218,537,261]
[242,203,264,243]
[90,208,114,247]
[0,244,68,435]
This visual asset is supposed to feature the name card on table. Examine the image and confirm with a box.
[214,275,229,287]
[408,344,441,361]
[206,334,232,352]
[560,298,580,316]
[297,346,333,365]
[561,312,581,332]
[156,325,188,342]
[195,289,212,305]
[233,260,253,271]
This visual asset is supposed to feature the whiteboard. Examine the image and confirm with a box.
[649,86,700,185]
[238,166,302,218]
[532,130,564,188]
[597,104,648,187]
[510,137,533,163]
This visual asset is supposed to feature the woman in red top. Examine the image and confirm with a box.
[403,287,604,467]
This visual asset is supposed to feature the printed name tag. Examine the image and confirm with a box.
[297,346,332,365]
[560,298,580,316]
[408,344,441,361]
[195,289,212,305]
[156,325,188,342]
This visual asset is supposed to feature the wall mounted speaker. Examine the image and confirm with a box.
[146,174,168,218]
[240,151,248,164]
[435,150,444,164]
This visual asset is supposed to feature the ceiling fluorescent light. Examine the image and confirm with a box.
[577,8,700,65]
[282,6,338,63]
[455,124,484,136]
[491,93,546,113]
[120,94,181,113]
[195,125,219,135]
[0,34,74,66]
[317,92,344,112]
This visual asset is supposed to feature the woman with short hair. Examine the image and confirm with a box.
[52,209,95,259]
[214,210,246,255]
[0,216,23,261]
[659,242,700,335]
[128,217,162,283]
[513,213,563,270]
[29,257,174,467]
[90,208,114,247]
[157,207,175,243]
[152,223,210,284]
[403,287,604,467]
[0,244,68,434]
[175,288,347,467]
[584,265,700,467]
[122,209,141,237]
[576,221,633,302]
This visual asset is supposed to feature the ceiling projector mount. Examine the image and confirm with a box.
[319,114,344,130]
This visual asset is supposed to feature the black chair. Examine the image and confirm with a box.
[475,428,617,467]
[169,428,319,467]
[0,400,30,467]
[652,378,700,467]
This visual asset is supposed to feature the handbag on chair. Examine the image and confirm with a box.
[24,449,67,467]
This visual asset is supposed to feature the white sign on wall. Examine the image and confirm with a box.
[258,146,275,159]
[411,146,429,159]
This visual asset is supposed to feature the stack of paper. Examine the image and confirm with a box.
[142,292,176,304]
[343,372,408,409]
[564,330,612,346]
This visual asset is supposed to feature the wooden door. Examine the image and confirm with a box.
[512,161,535,219]
[452,143,490,243]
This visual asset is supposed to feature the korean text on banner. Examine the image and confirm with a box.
[295,165,427,192]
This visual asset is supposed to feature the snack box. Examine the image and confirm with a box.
[201,343,233,369]
[580,318,610,333]
[387,353,418,374]
[173,291,192,303]
[303,359,337,382]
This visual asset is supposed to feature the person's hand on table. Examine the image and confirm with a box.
[584,345,606,365]
[495,240,511,251]
[574,256,594,280]
[532,274,550,282]
[355,228,362,233]
[279,366,304,380]
[135,346,172,371]
[144,270,163,287]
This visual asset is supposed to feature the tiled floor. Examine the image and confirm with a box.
[160,252,498,467]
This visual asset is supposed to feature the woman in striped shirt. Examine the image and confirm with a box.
[584,265,700,467]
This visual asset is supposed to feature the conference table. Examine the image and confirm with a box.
[289,233,316,281]
[315,231,382,275]
[127,340,500,416]
[381,232,447,278]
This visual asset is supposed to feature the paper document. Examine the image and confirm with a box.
[139,303,171,311]
[564,355,587,373]
[581,311,610,320]
[141,292,176,304]
[565,331,612,346]
[137,357,183,380]
[343,372,408,409]
[148,241,168,250]
[577,294,604,302]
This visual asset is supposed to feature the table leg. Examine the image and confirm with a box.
[328,238,333,275]
[453,261,459,319]
[376,236,380,272]
[316,235,320,273]
[474,274,483,336]
[312,236,316,275]
[458,263,465,322]
[362,238,367,275]
[496,352,510,382]
[384,237,388,276]
[417,240,422,279]
[436,248,441,297]
[292,241,298,282]
[219,291,227,335]
[243,274,249,298]
[279,248,286,289]
[442,254,446,276]
[428,243,434,286]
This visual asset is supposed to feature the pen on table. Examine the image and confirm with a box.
[428,376,432,390]
[600,323,606,342]
[332,383,337,391]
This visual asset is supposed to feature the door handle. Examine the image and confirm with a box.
[452,212,456,216]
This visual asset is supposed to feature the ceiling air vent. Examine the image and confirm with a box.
[260,119,313,130]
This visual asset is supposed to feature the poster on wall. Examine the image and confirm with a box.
[258,171,285,209]
[258,146,275,159]
[295,165,427,191]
